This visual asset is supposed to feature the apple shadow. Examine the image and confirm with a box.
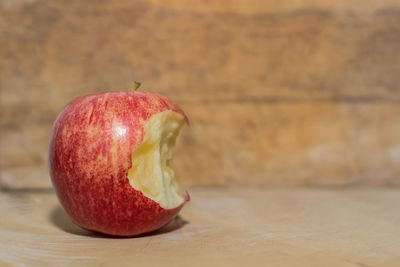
[49,206,189,238]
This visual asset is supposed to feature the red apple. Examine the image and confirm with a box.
[49,84,190,236]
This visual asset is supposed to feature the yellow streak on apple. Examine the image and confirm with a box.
[127,110,185,209]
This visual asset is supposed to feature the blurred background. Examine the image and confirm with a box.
[1,0,400,190]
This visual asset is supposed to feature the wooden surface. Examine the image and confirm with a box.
[2,0,400,188]
[1,187,399,266]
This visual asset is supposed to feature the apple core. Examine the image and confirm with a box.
[127,110,186,209]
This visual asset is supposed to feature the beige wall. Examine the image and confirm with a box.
[1,0,400,188]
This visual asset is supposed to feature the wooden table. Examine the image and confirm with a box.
[1,187,399,266]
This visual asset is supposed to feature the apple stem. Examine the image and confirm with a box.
[131,82,141,91]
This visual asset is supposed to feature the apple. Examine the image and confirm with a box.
[49,83,190,236]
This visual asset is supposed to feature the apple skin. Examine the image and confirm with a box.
[49,91,189,237]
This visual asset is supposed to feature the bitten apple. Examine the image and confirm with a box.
[49,84,189,236]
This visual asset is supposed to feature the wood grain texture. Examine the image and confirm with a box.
[1,188,400,266]
[1,0,400,187]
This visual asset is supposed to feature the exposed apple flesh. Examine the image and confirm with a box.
[128,110,185,209]
[49,90,189,236]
